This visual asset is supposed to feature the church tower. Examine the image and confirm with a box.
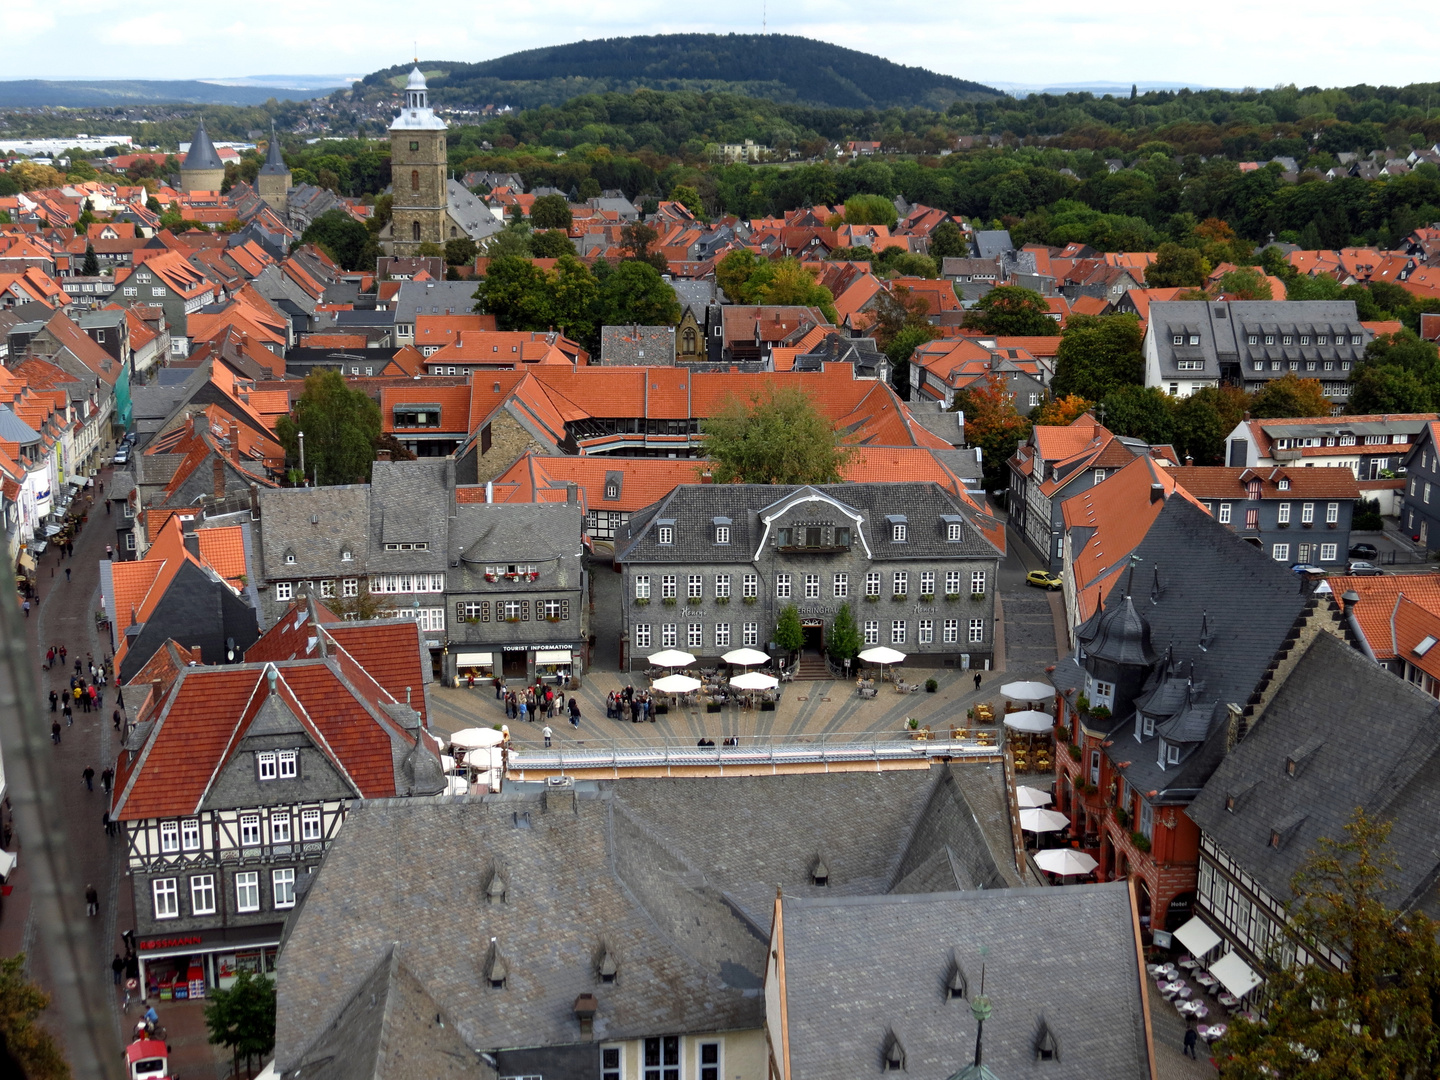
[255,122,292,213]
[386,66,448,256]
[180,119,225,194]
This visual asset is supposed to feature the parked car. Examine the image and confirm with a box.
[1347,561,1385,576]
[1025,570,1062,590]
[1290,563,1325,576]
[1348,543,1379,560]
[112,446,129,466]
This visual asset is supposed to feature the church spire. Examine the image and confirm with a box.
[259,121,288,176]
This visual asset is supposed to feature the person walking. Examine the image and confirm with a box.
[112,709,122,731]
[85,884,99,917]
[973,671,982,691]
[1183,1024,1198,1060]
[111,955,125,986]
[102,810,112,837]
[62,700,73,727]
[101,767,114,795]
[82,766,95,791]
[49,690,58,713]
[517,698,528,724]
[569,697,581,728]
[64,566,70,582]
[542,725,552,748]
[51,719,61,745]
[46,647,54,669]
[22,599,29,618]
[59,645,66,666]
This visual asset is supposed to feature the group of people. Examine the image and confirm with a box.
[47,651,115,743]
[607,686,654,723]
[495,678,581,728]
[695,737,739,747]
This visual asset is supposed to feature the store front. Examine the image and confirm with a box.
[446,644,584,686]
[135,925,284,998]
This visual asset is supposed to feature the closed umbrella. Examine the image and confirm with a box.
[652,673,701,693]
[721,647,769,668]
[1015,785,1052,808]
[648,649,697,668]
[1034,848,1098,876]
[1003,710,1055,734]
[730,671,779,690]
[1001,680,1054,701]
[1019,808,1070,833]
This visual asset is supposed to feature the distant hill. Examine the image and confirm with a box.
[0,80,337,107]
[359,34,1001,111]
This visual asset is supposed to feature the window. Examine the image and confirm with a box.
[1093,680,1114,704]
[1172,334,1183,345]
[891,621,906,645]
[699,1041,721,1080]
[271,812,291,844]
[1320,543,1338,562]
[919,571,935,596]
[602,1046,623,1080]
[969,619,984,643]
[661,624,677,648]
[153,878,179,919]
[301,809,322,841]
[644,1036,680,1080]
[687,623,702,648]
[1139,801,1154,839]
[342,578,358,598]
[1089,749,1101,786]
[1301,502,1314,523]
[1265,335,1275,346]
[715,623,730,648]
[833,573,848,598]
[892,522,907,542]
[775,573,791,599]
[1272,543,1289,562]
[688,575,703,599]
[273,868,296,909]
[159,820,180,854]
[1282,335,1293,346]
[190,874,215,915]
[943,619,958,643]
[863,620,880,645]
[715,525,730,545]
[543,599,562,620]
[970,571,986,595]
[236,872,259,913]
[1167,743,1182,764]
[947,522,962,541]
[1318,335,1328,345]
[743,623,758,646]
[945,571,961,595]
[181,819,200,852]
[274,581,293,601]
[634,625,651,649]
[657,526,673,545]
[256,752,277,780]
[1351,335,1362,346]
[278,750,297,778]
[285,553,296,565]
[151,287,165,298]
[892,571,908,596]
[804,574,820,599]
[1278,502,1290,523]
[865,572,881,597]
[1245,508,1259,530]
[635,575,650,600]
[1218,503,1231,524]
[1247,334,1258,345]
[742,574,758,599]
[661,575,677,599]
[1326,502,1338,524]
[1189,334,1200,346]
[1427,482,1433,505]
[715,574,730,599]
[918,619,933,644]
[240,814,261,847]
[320,579,336,598]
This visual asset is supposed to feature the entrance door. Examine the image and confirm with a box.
[502,650,527,678]
[801,621,824,653]
[1297,543,1311,562]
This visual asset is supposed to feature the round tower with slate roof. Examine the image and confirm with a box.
[386,65,448,256]
[256,122,291,213]
[180,118,225,193]
[1074,585,1159,720]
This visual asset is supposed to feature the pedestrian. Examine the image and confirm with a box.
[101,766,114,794]
[1183,1024,1198,1059]
[59,645,66,665]
[74,657,80,675]
[111,955,125,985]
[22,599,29,618]
[974,671,982,691]
[51,720,61,745]
[82,766,95,791]
[493,677,503,700]
[63,701,73,727]
[569,697,581,728]
[49,690,58,713]
[46,647,54,669]
[64,567,70,582]
[102,810,112,837]
[91,685,100,711]
[518,699,528,724]
[466,671,475,690]
[542,725,552,748]
[113,708,122,731]
[85,884,99,917]
[630,697,641,723]
[105,544,112,560]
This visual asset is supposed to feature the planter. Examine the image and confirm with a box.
[945,593,961,602]
[971,593,986,602]
[1277,522,1289,529]
[663,597,677,606]
[918,594,934,603]
[892,594,907,602]
[715,596,729,605]
[1130,831,1152,853]
[504,617,520,623]
[706,702,721,713]
[655,703,668,715]
[635,597,650,606]
[546,616,561,623]
[865,595,880,603]
[925,678,938,693]
[743,596,757,605]
[1068,744,1081,760]
[760,700,775,711]
[687,597,703,605]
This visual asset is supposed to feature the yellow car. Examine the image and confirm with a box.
[1025,570,1062,591]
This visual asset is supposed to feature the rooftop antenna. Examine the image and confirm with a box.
[970,963,991,1069]
[762,0,766,34]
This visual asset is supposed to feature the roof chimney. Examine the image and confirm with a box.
[376,448,391,461]
[1150,483,1165,504]
[485,480,493,504]
[213,455,226,498]
[227,420,239,463]
[1184,454,1194,466]
[566,481,577,504]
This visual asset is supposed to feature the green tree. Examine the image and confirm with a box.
[669,183,705,218]
[716,249,764,304]
[529,193,573,231]
[826,602,863,664]
[1099,384,1176,445]
[619,221,667,271]
[883,252,939,279]
[549,254,601,346]
[1216,266,1273,300]
[1052,314,1144,400]
[928,220,967,262]
[473,255,552,329]
[578,177,602,200]
[700,384,853,485]
[276,370,383,486]
[1173,386,1248,464]
[599,259,681,327]
[961,286,1059,336]
[81,243,99,277]
[204,969,277,1080]
[1217,810,1440,1080]
[300,208,370,270]
[953,372,1031,492]
[1250,373,1331,418]
[774,604,804,655]
[756,259,838,322]
[873,285,941,399]
[0,955,69,1080]
[529,229,577,258]
[842,194,898,228]
[482,223,534,259]
[1349,366,1438,415]
[1145,242,1209,288]
[443,237,477,266]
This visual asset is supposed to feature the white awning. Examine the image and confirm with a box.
[454,652,493,666]
[1209,951,1262,997]
[0,849,18,879]
[1173,916,1221,958]
[536,649,572,663]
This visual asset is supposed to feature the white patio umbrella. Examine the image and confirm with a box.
[1003,710,1055,734]
[648,649,697,668]
[1034,848,1098,876]
[1015,785,1053,808]
[722,647,770,668]
[858,645,906,681]
[1019,808,1070,833]
[449,727,506,751]
[730,671,779,691]
[652,673,702,694]
[1001,680,1053,701]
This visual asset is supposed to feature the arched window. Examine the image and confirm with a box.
[412,221,421,242]
[410,169,419,191]
[450,226,457,237]
[682,327,697,355]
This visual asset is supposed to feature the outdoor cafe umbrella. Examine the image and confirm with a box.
[652,673,702,694]
[858,646,906,681]
[730,671,779,691]
[648,649,697,668]
[721,647,770,668]
[1001,680,1053,701]
[1034,848,1098,877]
[1019,808,1070,833]
[1015,785,1053,808]
[449,727,506,751]
[1003,710,1055,734]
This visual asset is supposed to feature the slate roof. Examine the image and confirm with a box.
[367,459,452,572]
[446,180,503,243]
[1148,300,1370,382]
[1188,632,1440,916]
[258,127,289,177]
[396,280,483,320]
[971,230,1014,260]
[777,883,1151,1080]
[182,120,223,172]
[599,325,676,366]
[257,485,371,581]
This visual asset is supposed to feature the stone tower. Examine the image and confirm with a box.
[179,119,225,193]
[387,66,448,256]
[255,122,291,213]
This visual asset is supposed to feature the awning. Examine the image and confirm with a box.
[43,524,62,537]
[1173,915,1221,958]
[536,649,572,663]
[16,552,35,573]
[1209,951,1263,997]
[454,652,493,666]
[0,850,15,879]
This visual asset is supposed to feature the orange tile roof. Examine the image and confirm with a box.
[1325,573,1440,664]
[196,527,247,582]
[1169,465,1361,500]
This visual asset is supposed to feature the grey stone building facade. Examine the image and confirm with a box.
[614,483,1004,671]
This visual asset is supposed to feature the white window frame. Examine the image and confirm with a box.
[891,621,906,645]
[687,623,703,649]
[699,1040,722,1080]
[865,572,881,596]
[661,624,677,648]
[688,574,703,599]
[1320,543,1338,562]
[715,574,730,598]
[153,877,179,919]
[892,571,907,596]
[715,623,731,648]
[947,522,962,541]
[273,868,296,909]
[970,571,986,595]
[159,820,180,854]
[301,808,322,841]
[1278,502,1290,524]
[278,750,298,778]
[1301,502,1314,523]
[635,575,650,600]
[968,618,985,643]
[945,571,961,595]
[833,573,848,598]
[190,874,216,916]
[804,574,820,599]
[657,525,673,545]
[742,574,758,598]
[1272,543,1289,562]
[342,578,359,597]
[919,571,935,596]
[1218,503,1231,524]
[271,812,291,844]
[775,573,791,599]
[661,575,676,599]
[918,619,933,644]
[892,523,907,542]
[943,619,958,643]
[274,581,293,601]
[743,622,758,646]
[634,624,651,649]
[240,814,261,847]
[1326,502,1338,524]
[863,620,880,645]
[236,871,260,913]
[181,818,201,852]
[320,579,336,598]
[256,751,277,781]
[715,525,730,545]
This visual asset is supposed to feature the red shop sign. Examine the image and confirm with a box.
[139,935,203,951]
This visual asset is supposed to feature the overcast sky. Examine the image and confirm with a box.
[8,0,1438,91]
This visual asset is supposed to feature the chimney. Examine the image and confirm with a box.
[213,455,225,498]
[181,515,200,558]
[249,482,260,519]
[485,480,493,504]
[1184,454,1194,466]
[376,449,391,461]
[566,481,577,504]
[1150,483,1165,504]
[227,420,239,463]
[1341,589,1360,617]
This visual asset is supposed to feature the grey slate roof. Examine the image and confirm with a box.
[256,485,371,580]
[1148,300,1371,383]
[778,883,1151,1080]
[396,279,482,320]
[259,126,289,177]
[599,325,676,366]
[1189,632,1440,915]
[671,278,718,314]
[971,230,1015,260]
[182,120,223,171]
[446,180,503,243]
[367,459,452,572]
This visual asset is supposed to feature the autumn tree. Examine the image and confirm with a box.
[1052,313,1144,401]
[1030,394,1093,427]
[873,285,941,399]
[961,285,1059,337]
[619,221,667,271]
[1250,373,1331,419]
[0,955,69,1080]
[953,372,1031,492]
[701,385,853,485]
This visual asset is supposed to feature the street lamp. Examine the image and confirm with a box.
[297,431,305,485]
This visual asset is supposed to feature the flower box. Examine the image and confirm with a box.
[918,594,934,603]
[687,596,703,605]
[635,597,650,606]
[971,593,986,602]
[715,596,730,605]
[504,616,520,623]
[546,615,561,623]
[663,597,677,606]
[743,595,757,605]
[891,593,907,602]
[945,593,961,602]
[865,594,880,603]
[1130,831,1152,853]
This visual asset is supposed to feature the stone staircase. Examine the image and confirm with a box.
[794,652,833,681]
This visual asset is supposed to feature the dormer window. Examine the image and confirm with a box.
[713,517,732,545]
[284,551,296,565]
[886,515,908,542]
[1188,334,1200,346]
[1265,335,1275,346]
[341,548,353,562]
[256,751,277,780]
[605,483,619,499]
[1282,335,1293,346]
[1248,334,1258,345]
[656,521,674,545]
[1172,334,1183,346]
[1277,479,1289,490]
[1299,335,1310,345]
[1317,335,1328,345]
[1166,743,1181,765]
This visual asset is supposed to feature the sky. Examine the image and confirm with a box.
[6,0,1439,90]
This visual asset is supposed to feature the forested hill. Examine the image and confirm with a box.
[358,34,1001,111]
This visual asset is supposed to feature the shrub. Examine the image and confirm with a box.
[1130,831,1152,852]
